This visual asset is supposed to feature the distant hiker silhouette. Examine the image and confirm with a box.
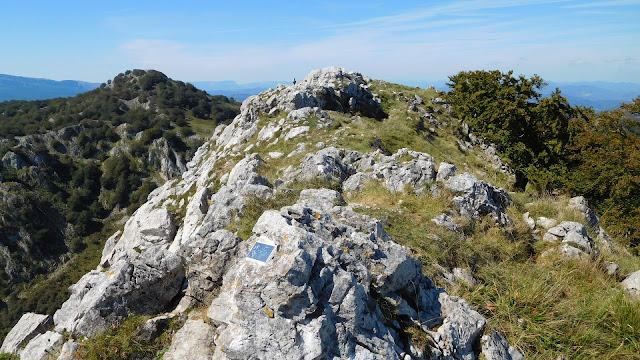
[293,78,296,85]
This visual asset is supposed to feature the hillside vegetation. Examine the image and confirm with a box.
[447,70,640,249]
[0,69,240,339]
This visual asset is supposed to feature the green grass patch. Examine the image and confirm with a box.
[188,116,218,138]
[227,191,299,240]
[80,314,183,360]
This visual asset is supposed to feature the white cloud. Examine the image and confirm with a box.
[116,0,640,83]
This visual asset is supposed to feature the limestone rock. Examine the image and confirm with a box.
[523,212,536,229]
[283,126,310,140]
[271,67,385,119]
[206,189,491,359]
[0,313,52,354]
[294,147,355,182]
[374,158,436,193]
[19,331,64,360]
[2,151,27,170]
[136,314,175,343]
[148,137,187,180]
[342,172,372,192]
[431,213,461,234]
[53,246,185,337]
[257,122,281,142]
[536,217,557,229]
[57,340,81,360]
[605,261,620,277]
[568,196,613,251]
[182,229,241,305]
[481,332,525,360]
[622,270,640,299]
[436,162,457,182]
[445,173,512,225]
[227,153,272,197]
[429,294,486,360]
[163,319,216,360]
[543,221,599,256]
[453,267,477,286]
[287,142,307,158]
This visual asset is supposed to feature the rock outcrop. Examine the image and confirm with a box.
[4,67,525,360]
[444,173,512,226]
[622,270,640,299]
[542,221,600,259]
[0,313,52,355]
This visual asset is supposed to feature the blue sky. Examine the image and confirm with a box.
[1,0,639,83]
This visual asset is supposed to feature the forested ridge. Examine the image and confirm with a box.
[0,69,240,338]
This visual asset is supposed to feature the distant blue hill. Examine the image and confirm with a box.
[0,74,100,102]
[191,80,285,101]
[401,79,640,112]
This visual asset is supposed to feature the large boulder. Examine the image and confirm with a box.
[272,67,385,119]
[2,151,28,170]
[18,331,64,360]
[0,313,52,354]
[53,246,185,337]
[481,332,525,360]
[294,147,356,182]
[543,221,599,257]
[163,319,216,360]
[444,173,512,225]
[622,270,640,299]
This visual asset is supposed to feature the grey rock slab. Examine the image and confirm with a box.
[136,314,174,343]
[523,212,536,230]
[2,151,27,170]
[283,126,310,140]
[205,188,498,359]
[436,162,457,182]
[543,221,599,256]
[54,246,185,337]
[481,332,525,360]
[444,173,512,225]
[163,319,216,360]
[453,268,477,286]
[375,159,436,193]
[0,313,52,354]
[622,270,640,299]
[57,340,80,360]
[19,331,64,360]
[605,261,620,277]
[295,147,355,182]
[342,172,373,192]
[430,293,487,360]
[257,122,281,142]
[431,213,461,234]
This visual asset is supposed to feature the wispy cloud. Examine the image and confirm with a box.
[117,0,640,82]
[563,0,640,8]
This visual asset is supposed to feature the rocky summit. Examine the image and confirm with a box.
[4,66,638,359]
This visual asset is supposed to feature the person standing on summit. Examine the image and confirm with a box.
[293,78,296,85]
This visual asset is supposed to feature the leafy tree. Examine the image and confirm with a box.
[447,70,580,190]
[565,97,640,246]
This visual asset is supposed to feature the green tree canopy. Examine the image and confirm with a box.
[447,70,580,190]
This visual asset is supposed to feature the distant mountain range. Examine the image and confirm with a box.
[191,80,284,101]
[2,74,639,112]
[0,74,100,102]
